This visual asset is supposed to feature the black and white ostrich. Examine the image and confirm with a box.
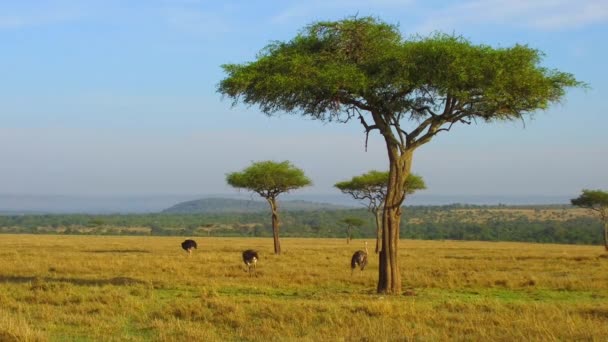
[351,241,369,275]
[242,249,259,276]
[181,239,197,256]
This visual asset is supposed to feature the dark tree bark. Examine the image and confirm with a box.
[603,221,608,251]
[267,197,281,255]
[601,210,608,252]
[373,209,382,254]
[377,146,413,294]
[346,226,352,244]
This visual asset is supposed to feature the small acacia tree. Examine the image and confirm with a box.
[219,17,582,293]
[571,189,608,251]
[341,217,365,243]
[336,171,425,253]
[226,161,311,254]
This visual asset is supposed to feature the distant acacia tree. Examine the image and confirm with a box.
[226,161,311,254]
[571,189,608,251]
[341,217,365,244]
[219,16,582,294]
[336,171,425,253]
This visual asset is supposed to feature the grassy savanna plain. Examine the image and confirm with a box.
[1,235,607,341]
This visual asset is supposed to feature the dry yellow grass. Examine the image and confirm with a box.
[0,235,607,341]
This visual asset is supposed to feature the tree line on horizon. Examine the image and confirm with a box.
[0,206,603,246]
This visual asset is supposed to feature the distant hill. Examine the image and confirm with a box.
[0,193,571,214]
[161,197,352,214]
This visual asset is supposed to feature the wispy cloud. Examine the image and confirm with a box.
[160,2,235,38]
[163,7,232,37]
[0,1,84,29]
[416,0,608,33]
[271,0,415,24]
[531,0,608,29]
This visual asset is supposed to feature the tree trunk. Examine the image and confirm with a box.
[604,221,608,252]
[267,198,281,255]
[374,209,382,254]
[600,210,608,252]
[377,146,413,294]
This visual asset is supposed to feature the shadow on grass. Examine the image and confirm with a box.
[0,275,147,286]
[580,308,608,320]
[86,249,151,254]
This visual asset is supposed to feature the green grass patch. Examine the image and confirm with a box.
[421,287,606,304]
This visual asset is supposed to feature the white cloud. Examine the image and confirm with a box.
[271,0,415,24]
[163,6,232,37]
[531,0,608,29]
[0,1,235,38]
[416,0,608,33]
[0,2,84,29]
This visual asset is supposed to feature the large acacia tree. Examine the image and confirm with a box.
[219,17,582,294]
[571,189,608,251]
[335,171,425,253]
[226,160,311,254]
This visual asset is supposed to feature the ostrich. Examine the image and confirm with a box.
[181,239,197,256]
[242,249,259,276]
[351,241,369,275]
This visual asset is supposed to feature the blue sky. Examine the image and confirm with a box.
[1,0,606,199]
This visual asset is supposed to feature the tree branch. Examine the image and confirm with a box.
[411,112,472,149]
[413,105,439,117]
[388,115,407,152]
[406,115,436,144]
[341,96,373,112]
[358,113,379,152]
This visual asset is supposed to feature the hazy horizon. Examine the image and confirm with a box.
[1,1,606,208]
[0,192,577,214]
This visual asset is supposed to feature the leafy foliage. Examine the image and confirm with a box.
[341,217,365,227]
[226,161,311,199]
[571,189,608,250]
[571,190,608,212]
[226,160,311,254]
[335,171,425,209]
[219,16,583,148]
[336,171,426,251]
[342,217,365,241]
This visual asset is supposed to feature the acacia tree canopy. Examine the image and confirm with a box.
[335,171,425,210]
[336,171,425,253]
[226,160,311,255]
[342,217,365,227]
[571,189,608,251]
[342,217,365,243]
[226,160,312,199]
[571,190,608,211]
[219,17,582,149]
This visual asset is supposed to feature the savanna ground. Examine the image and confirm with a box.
[1,235,607,341]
